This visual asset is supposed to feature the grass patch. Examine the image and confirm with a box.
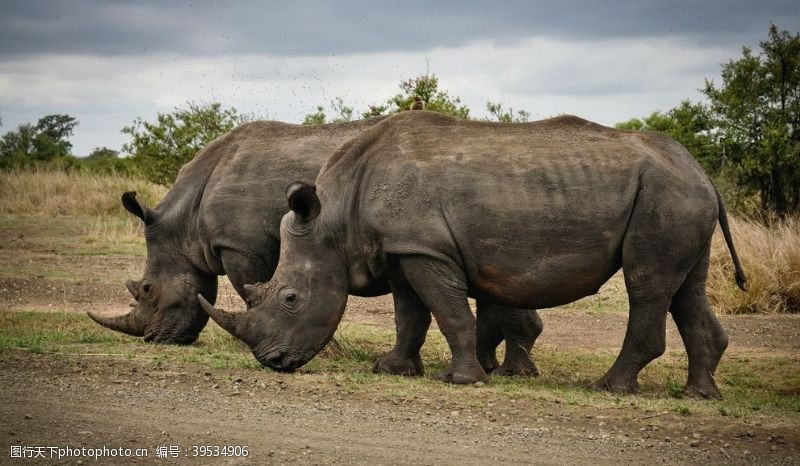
[709,216,800,314]
[3,310,796,422]
[0,169,166,217]
[0,215,146,257]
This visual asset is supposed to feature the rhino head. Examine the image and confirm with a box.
[200,182,348,370]
[88,192,218,345]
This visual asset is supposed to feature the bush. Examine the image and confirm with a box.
[709,216,800,314]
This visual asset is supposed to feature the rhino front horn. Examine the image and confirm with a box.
[198,294,246,339]
[87,309,145,337]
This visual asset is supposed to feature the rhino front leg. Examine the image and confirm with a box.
[479,302,543,377]
[398,256,488,385]
[373,274,431,376]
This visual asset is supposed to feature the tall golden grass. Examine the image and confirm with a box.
[0,169,167,217]
[709,216,800,314]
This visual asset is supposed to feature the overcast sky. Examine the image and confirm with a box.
[1,1,798,155]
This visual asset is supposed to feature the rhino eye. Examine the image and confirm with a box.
[142,283,152,294]
[278,287,302,313]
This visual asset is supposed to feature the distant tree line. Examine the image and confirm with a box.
[1,24,796,217]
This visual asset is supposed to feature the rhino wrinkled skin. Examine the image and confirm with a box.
[204,111,747,399]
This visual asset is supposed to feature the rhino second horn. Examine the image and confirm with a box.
[87,309,145,337]
[198,294,245,338]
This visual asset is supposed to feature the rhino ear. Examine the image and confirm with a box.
[286,182,321,223]
[121,191,154,225]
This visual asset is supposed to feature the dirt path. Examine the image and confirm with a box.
[2,354,796,465]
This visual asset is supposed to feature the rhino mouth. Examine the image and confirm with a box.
[143,329,200,345]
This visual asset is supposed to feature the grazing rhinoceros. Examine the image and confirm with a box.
[88,117,542,375]
[201,111,747,398]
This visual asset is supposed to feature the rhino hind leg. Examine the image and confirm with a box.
[592,187,707,394]
[373,274,431,377]
[398,255,489,385]
[669,246,728,399]
[478,302,543,377]
[494,307,543,377]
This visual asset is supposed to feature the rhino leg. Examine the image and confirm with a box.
[475,303,503,372]
[483,303,543,377]
[670,246,728,399]
[399,256,488,385]
[373,275,430,376]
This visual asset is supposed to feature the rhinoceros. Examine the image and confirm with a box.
[201,111,747,398]
[88,117,542,375]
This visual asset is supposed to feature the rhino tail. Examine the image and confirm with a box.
[713,184,748,291]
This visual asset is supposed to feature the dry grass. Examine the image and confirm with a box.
[709,216,800,314]
[0,169,167,217]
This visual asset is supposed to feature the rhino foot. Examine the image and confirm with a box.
[476,351,500,373]
[436,363,489,385]
[685,380,722,400]
[372,353,424,376]
[590,375,640,394]
[492,359,539,377]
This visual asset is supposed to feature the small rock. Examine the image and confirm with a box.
[690,440,701,447]
[24,414,33,420]
[450,410,460,417]
[664,437,671,443]
[771,445,778,452]
[204,372,211,376]
[692,432,701,439]
[746,431,754,438]
[212,384,219,389]
[473,381,485,388]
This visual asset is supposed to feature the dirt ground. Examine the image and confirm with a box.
[1,224,799,464]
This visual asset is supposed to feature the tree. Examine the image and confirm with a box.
[703,24,800,216]
[34,114,78,159]
[387,74,470,118]
[302,98,356,125]
[486,101,531,123]
[0,114,78,167]
[302,106,327,125]
[122,102,244,185]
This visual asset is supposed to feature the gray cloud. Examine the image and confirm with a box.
[1,0,798,58]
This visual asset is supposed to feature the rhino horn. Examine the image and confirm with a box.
[87,309,145,337]
[198,294,247,339]
[125,279,139,299]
